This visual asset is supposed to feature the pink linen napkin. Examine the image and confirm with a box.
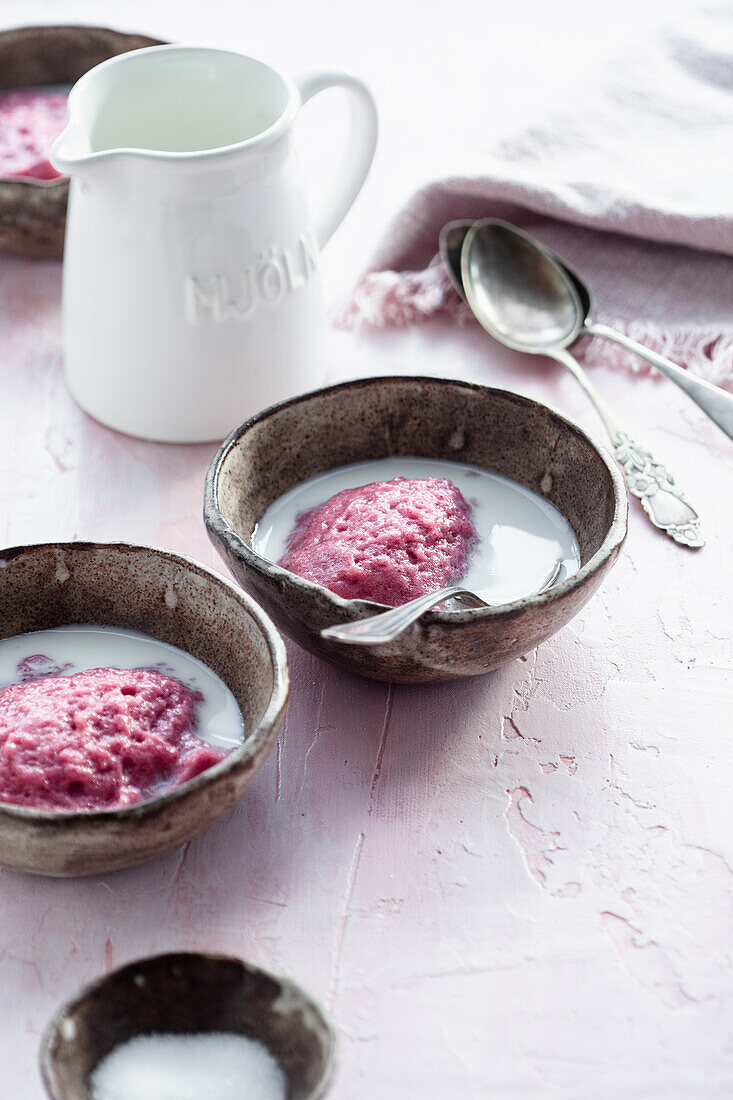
[339,4,733,387]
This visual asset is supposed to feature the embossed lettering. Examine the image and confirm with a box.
[184,233,317,325]
[228,267,255,318]
[257,251,284,302]
[299,231,317,276]
[184,274,228,323]
[282,248,305,291]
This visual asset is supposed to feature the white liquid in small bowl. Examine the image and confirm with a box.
[253,457,581,605]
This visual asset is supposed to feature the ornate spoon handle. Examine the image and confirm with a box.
[552,348,704,549]
[612,430,703,548]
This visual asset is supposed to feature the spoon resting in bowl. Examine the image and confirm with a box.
[321,562,563,646]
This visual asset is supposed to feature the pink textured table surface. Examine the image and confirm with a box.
[1,2,732,1097]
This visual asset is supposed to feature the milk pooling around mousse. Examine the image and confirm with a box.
[0,626,244,751]
[254,457,581,606]
[0,626,244,812]
[279,476,476,606]
[0,668,222,812]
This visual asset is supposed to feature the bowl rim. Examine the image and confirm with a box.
[204,375,628,624]
[39,950,336,1100]
[0,540,289,825]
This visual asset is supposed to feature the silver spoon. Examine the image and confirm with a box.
[440,219,704,549]
[443,220,733,443]
[321,562,563,646]
[321,585,490,645]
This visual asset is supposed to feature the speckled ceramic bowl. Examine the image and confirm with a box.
[0,542,288,876]
[40,952,335,1100]
[0,25,164,258]
[205,376,627,684]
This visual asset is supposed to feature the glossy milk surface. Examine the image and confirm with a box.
[253,457,581,603]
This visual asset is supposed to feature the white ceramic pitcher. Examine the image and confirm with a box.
[51,45,378,442]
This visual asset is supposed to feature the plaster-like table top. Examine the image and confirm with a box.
[0,2,731,1096]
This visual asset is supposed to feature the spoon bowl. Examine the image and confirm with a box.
[440,219,585,350]
[439,219,471,296]
[460,220,583,351]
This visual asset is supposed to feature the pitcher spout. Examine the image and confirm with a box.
[50,121,122,178]
[50,121,87,176]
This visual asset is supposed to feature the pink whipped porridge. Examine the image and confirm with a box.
[279,476,476,606]
[0,90,68,180]
[0,667,224,812]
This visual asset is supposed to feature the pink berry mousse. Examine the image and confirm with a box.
[0,90,68,180]
[279,476,476,606]
[0,667,224,812]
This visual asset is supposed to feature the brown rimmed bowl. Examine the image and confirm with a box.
[40,952,335,1100]
[0,25,164,258]
[204,376,627,684]
[0,542,288,876]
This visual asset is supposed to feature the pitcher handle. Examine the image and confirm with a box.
[295,70,378,250]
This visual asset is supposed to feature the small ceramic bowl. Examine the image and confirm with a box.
[40,952,335,1100]
[0,542,288,876]
[205,376,627,684]
[0,25,164,258]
